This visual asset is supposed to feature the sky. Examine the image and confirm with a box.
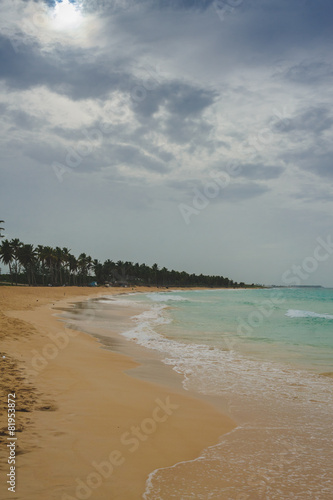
[0,0,332,286]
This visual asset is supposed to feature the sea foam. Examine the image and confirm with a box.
[286,309,333,319]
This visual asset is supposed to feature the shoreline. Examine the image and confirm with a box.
[0,286,235,500]
[61,293,238,418]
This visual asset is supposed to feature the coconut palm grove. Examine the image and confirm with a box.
[0,221,249,288]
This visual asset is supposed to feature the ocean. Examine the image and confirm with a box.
[123,287,333,376]
[72,288,333,499]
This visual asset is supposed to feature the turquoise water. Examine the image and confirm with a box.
[127,287,333,374]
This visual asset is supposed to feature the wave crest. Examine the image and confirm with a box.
[146,293,188,302]
[286,309,333,319]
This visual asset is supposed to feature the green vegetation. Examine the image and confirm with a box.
[0,227,251,288]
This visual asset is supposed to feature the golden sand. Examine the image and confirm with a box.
[0,286,235,499]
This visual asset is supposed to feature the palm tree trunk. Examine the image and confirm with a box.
[9,262,13,285]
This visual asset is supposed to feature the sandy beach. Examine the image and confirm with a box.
[0,286,235,500]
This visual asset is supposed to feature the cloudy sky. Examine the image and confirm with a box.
[0,0,332,286]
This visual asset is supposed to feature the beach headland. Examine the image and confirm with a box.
[0,286,235,500]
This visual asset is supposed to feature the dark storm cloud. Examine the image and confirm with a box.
[233,0,333,49]
[196,0,333,72]
[132,82,217,119]
[0,29,218,145]
[155,0,214,11]
[0,34,127,100]
[165,84,216,116]
[130,82,217,147]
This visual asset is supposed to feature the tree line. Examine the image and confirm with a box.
[0,225,248,288]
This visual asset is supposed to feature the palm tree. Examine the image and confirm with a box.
[60,247,71,285]
[78,253,89,285]
[152,263,159,286]
[37,245,47,285]
[161,266,169,287]
[102,259,115,283]
[10,239,23,285]
[68,254,78,285]
[113,260,128,285]
[0,239,14,284]
[54,247,65,285]
[139,263,150,284]
[93,259,102,284]
[42,246,56,285]
[17,244,37,286]
[37,244,58,285]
